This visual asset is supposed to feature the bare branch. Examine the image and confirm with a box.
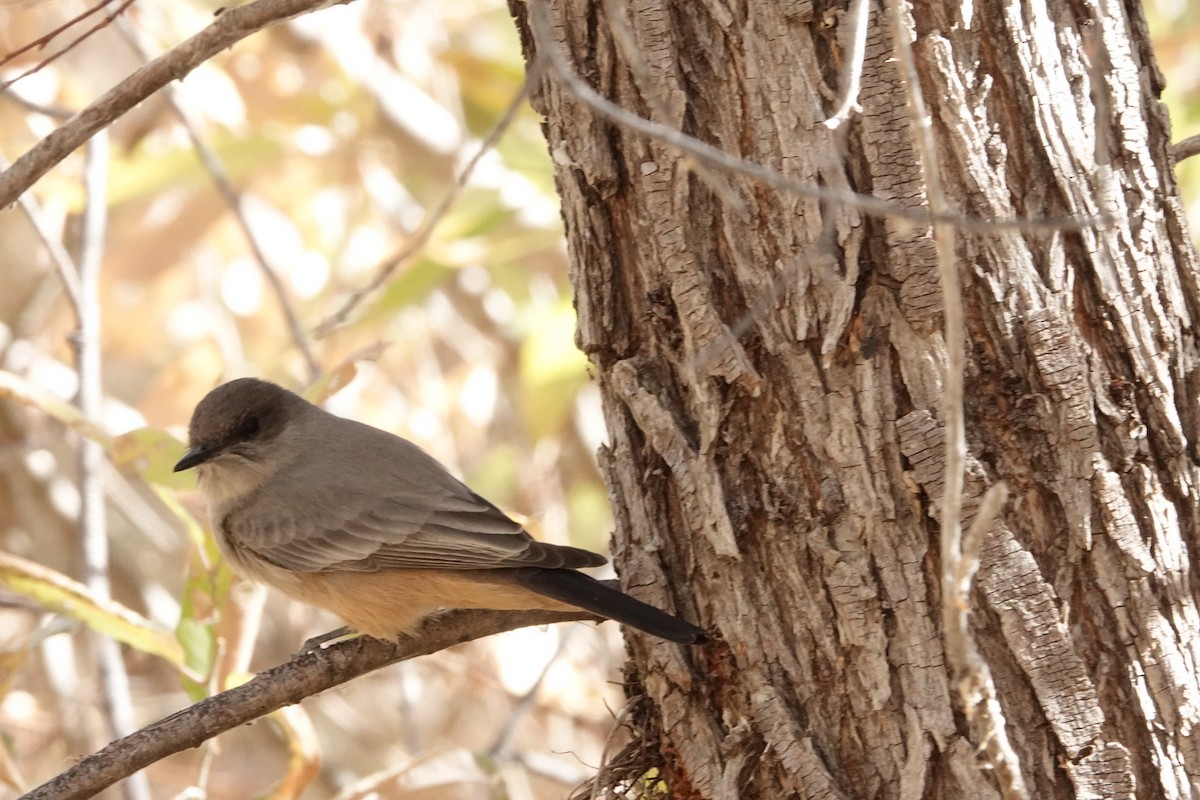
[0,151,84,318]
[485,626,575,760]
[526,0,1107,236]
[20,608,604,800]
[887,2,1027,797]
[0,88,73,120]
[0,0,136,80]
[111,16,321,382]
[1173,133,1200,163]
[960,482,1008,589]
[313,66,537,338]
[0,0,353,210]
[72,131,152,800]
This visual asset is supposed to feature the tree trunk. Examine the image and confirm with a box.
[511,0,1200,797]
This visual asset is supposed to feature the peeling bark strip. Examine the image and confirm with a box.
[511,0,1200,796]
[610,358,741,558]
[898,411,1138,799]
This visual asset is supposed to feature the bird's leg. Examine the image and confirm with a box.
[302,626,360,651]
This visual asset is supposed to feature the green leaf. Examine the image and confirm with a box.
[369,257,456,318]
[112,427,193,490]
[302,342,387,404]
[0,552,188,672]
[432,188,518,241]
[152,485,214,559]
[153,487,229,695]
[106,132,285,208]
[175,616,216,699]
[0,371,111,447]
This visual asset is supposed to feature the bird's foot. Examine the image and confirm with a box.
[302,626,360,651]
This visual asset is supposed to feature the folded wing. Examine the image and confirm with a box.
[225,428,606,574]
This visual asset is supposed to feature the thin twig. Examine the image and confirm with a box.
[0,0,124,67]
[313,64,539,338]
[1174,133,1200,162]
[76,140,109,595]
[73,131,152,800]
[586,703,632,800]
[886,3,1027,798]
[0,88,73,119]
[0,150,85,317]
[19,608,605,800]
[0,0,352,210]
[823,0,871,129]
[111,16,321,382]
[960,483,1008,589]
[525,0,1107,236]
[486,627,575,760]
[0,0,139,92]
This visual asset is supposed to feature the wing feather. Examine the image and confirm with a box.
[224,417,605,573]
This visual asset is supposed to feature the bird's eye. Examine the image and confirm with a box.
[237,415,261,439]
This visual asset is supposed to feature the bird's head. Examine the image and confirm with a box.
[175,378,306,499]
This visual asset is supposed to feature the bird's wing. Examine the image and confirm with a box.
[224,432,605,573]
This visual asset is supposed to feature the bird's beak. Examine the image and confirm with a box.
[174,447,213,472]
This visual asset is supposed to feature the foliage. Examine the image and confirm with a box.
[0,0,1195,796]
[0,0,621,796]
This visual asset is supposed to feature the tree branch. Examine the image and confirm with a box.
[0,0,137,82]
[20,608,601,800]
[313,67,537,338]
[1174,133,1200,163]
[111,15,322,383]
[0,0,353,210]
[822,0,870,130]
[524,0,1109,236]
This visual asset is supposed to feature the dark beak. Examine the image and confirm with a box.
[174,447,213,472]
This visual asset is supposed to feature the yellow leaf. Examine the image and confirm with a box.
[0,371,111,447]
[0,552,188,673]
[303,342,388,404]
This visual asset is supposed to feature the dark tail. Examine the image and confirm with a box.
[513,568,708,644]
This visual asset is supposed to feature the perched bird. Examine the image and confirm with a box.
[174,378,707,644]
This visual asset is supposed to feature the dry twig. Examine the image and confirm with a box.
[0,0,353,210]
[886,2,1027,797]
[110,17,321,382]
[313,66,539,337]
[524,0,1107,236]
[0,0,138,88]
[19,608,604,800]
[822,0,871,129]
[72,130,151,800]
[1172,133,1200,162]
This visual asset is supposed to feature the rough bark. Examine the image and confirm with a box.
[511,0,1200,798]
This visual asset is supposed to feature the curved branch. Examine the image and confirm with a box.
[0,0,352,210]
[1174,133,1200,163]
[20,608,601,800]
[524,0,1108,235]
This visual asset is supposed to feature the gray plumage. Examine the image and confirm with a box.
[175,378,707,644]
[182,378,605,575]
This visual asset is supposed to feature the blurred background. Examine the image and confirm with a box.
[0,0,1196,797]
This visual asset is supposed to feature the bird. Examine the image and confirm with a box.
[174,378,707,645]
